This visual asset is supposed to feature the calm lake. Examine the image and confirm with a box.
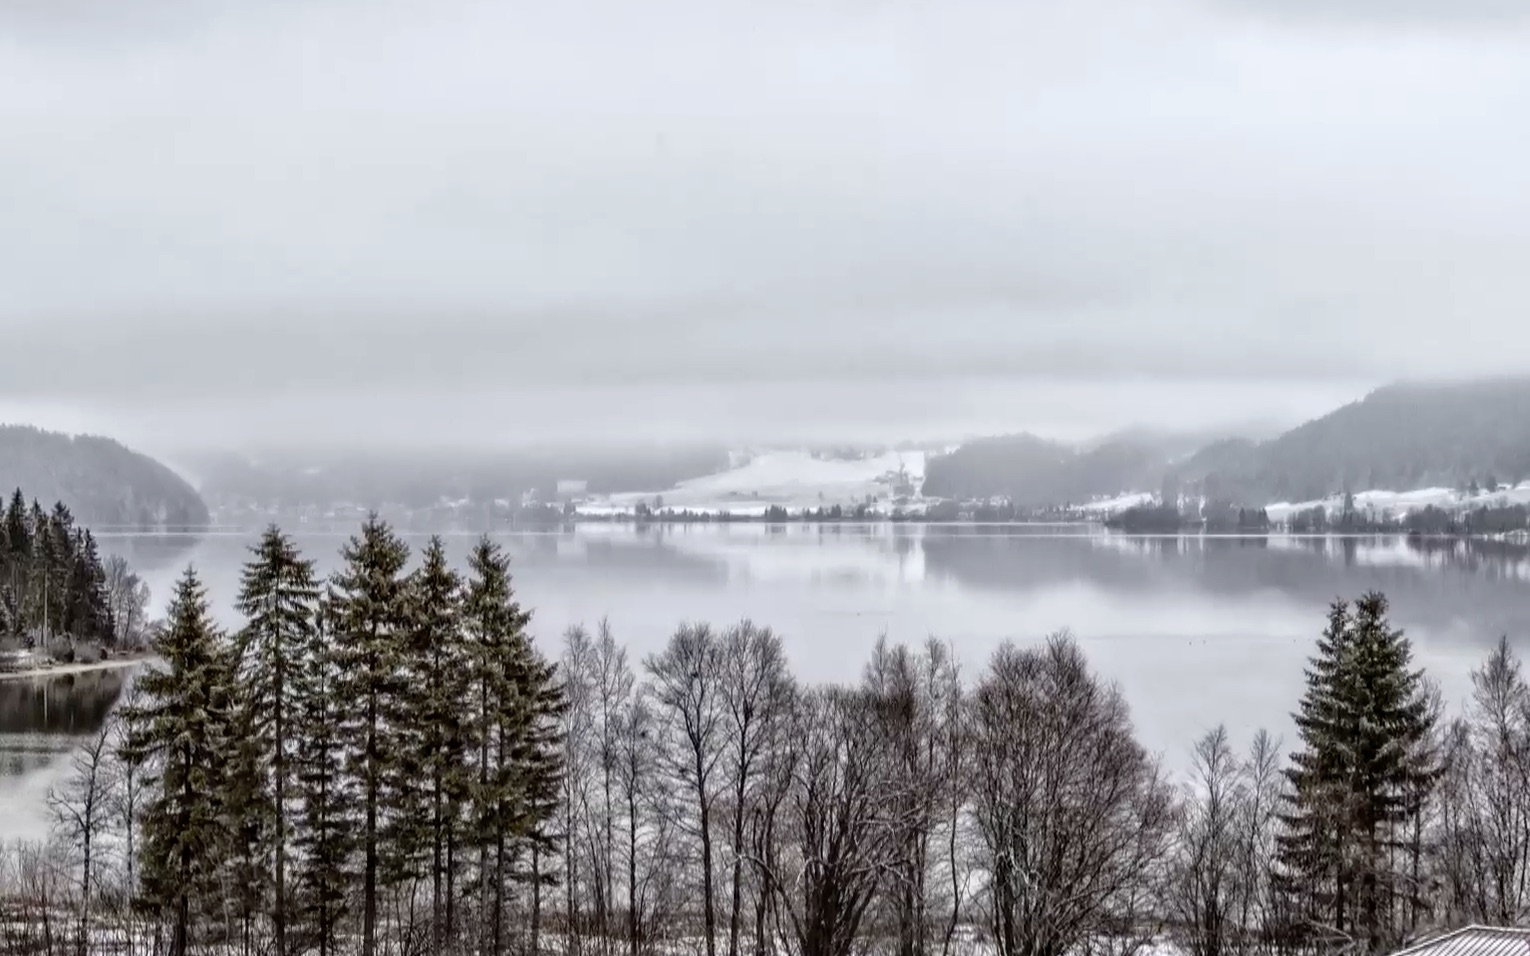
[4,524,1528,842]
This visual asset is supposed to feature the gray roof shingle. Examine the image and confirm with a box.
[1393,926,1530,956]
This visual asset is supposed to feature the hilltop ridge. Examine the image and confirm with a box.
[0,425,209,529]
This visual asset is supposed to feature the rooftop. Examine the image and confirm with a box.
[1392,926,1530,956]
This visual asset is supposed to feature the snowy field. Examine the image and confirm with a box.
[574,447,1530,524]
[1265,480,1530,523]
[582,449,927,517]
[1077,491,1156,514]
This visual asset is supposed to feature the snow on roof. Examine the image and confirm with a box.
[1389,926,1530,956]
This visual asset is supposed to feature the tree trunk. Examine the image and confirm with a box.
[628,791,640,956]
[364,727,378,956]
[493,833,505,956]
[533,843,544,956]
[695,747,717,956]
[729,773,746,956]
[275,658,288,956]
[447,828,459,946]
[480,675,493,956]
[433,769,445,953]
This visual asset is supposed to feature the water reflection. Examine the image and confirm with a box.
[0,668,129,736]
[0,667,132,842]
[82,525,1530,784]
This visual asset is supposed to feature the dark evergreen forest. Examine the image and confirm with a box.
[0,489,118,647]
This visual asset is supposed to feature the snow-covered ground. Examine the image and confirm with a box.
[1265,480,1530,523]
[582,449,927,517]
[1077,491,1156,514]
[574,446,1530,524]
[1074,481,1530,523]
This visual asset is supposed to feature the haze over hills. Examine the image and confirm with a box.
[0,425,210,528]
[921,433,1180,508]
[187,443,733,514]
[925,377,1530,510]
[1172,377,1530,504]
[37,376,1527,523]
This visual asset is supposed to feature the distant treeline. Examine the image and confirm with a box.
[1279,500,1530,537]
[1104,501,1273,533]
[0,425,209,529]
[1102,498,1530,537]
[521,500,1087,525]
[2,490,115,647]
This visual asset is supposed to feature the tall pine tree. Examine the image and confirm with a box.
[1278,599,1353,938]
[235,525,321,955]
[403,536,470,949]
[462,536,565,956]
[123,567,232,956]
[293,595,353,956]
[328,514,412,956]
[1277,592,1438,953]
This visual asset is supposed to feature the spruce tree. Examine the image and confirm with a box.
[235,525,321,955]
[462,536,565,956]
[215,637,270,949]
[328,514,413,956]
[1278,599,1353,938]
[1344,593,1439,947]
[1277,592,1438,953]
[293,596,353,956]
[403,536,469,948]
[123,567,232,956]
[508,599,566,947]
[4,489,27,608]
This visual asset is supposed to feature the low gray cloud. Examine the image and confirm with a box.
[4,0,1530,452]
[1218,0,1530,25]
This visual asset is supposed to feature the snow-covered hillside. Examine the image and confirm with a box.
[581,449,926,517]
[1265,480,1530,523]
[1077,491,1155,514]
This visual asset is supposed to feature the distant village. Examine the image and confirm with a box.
[208,457,1530,540]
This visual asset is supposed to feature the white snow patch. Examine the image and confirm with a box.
[1077,491,1155,514]
[585,449,926,516]
[1266,480,1530,523]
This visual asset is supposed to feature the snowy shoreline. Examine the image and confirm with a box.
[0,656,151,682]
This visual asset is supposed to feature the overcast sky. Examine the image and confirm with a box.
[3,0,1529,454]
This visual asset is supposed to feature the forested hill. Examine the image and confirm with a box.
[0,426,209,529]
[921,433,1171,507]
[1175,378,1530,504]
[922,378,1530,508]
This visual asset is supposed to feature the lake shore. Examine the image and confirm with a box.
[0,655,153,682]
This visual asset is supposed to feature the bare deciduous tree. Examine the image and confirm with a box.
[970,633,1176,956]
[863,636,967,956]
[1235,730,1284,956]
[757,687,900,956]
[1169,725,1246,956]
[46,720,118,956]
[647,623,726,956]
[102,554,151,648]
[718,620,792,956]
[1433,636,1530,927]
